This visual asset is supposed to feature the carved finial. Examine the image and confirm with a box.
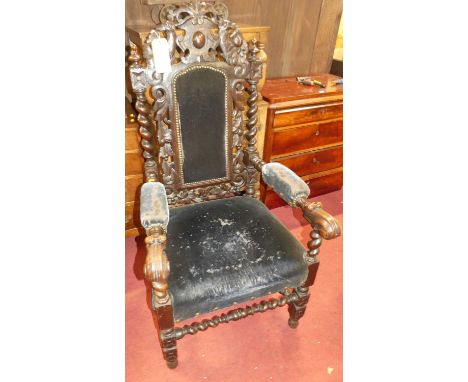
[248,38,260,55]
[247,38,263,81]
[128,40,141,65]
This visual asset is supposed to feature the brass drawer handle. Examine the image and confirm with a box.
[312,157,320,164]
[277,102,343,114]
[315,130,320,136]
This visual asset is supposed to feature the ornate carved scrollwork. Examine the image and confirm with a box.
[152,85,177,188]
[172,293,299,340]
[135,1,259,206]
[156,1,230,64]
[219,19,249,77]
[160,1,228,25]
[167,182,237,205]
[297,200,342,240]
[296,199,342,263]
[144,226,170,305]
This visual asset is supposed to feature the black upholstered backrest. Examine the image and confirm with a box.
[173,65,230,186]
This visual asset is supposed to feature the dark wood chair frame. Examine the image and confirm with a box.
[128,0,341,369]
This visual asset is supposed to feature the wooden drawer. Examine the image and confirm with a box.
[272,119,342,156]
[273,102,343,128]
[126,127,140,151]
[126,174,144,203]
[304,168,343,197]
[264,168,342,208]
[125,201,145,237]
[125,201,140,231]
[126,151,144,176]
[276,146,342,177]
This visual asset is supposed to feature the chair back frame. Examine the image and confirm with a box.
[128,0,263,207]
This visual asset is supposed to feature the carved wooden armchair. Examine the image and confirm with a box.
[128,1,341,369]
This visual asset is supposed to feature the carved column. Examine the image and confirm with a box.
[302,225,322,286]
[288,227,320,329]
[244,39,264,197]
[128,41,158,182]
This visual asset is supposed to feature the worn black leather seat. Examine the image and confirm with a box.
[166,196,308,322]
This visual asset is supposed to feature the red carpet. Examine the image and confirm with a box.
[126,190,342,381]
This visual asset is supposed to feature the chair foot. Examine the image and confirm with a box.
[160,329,178,369]
[288,318,299,329]
[287,286,310,329]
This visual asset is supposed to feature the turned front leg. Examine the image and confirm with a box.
[287,234,319,329]
[288,199,341,328]
[288,286,310,328]
[144,226,178,369]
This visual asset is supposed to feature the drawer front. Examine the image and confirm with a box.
[305,169,343,197]
[276,146,342,177]
[125,127,140,151]
[125,151,144,176]
[125,175,144,203]
[125,201,140,231]
[272,119,342,156]
[264,169,343,208]
[273,102,343,128]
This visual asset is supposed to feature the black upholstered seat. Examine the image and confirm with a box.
[166,196,308,322]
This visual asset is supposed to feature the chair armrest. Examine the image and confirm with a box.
[253,161,340,270]
[258,161,340,244]
[294,197,341,286]
[296,199,341,241]
[140,182,171,305]
[261,162,310,207]
[140,182,169,230]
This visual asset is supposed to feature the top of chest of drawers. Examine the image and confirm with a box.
[262,74,342,104]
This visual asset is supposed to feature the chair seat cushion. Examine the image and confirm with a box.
[166,196,308,322]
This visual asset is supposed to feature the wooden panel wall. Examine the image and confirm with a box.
[125,0,342,78]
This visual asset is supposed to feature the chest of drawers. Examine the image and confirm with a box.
[261,74,343,208]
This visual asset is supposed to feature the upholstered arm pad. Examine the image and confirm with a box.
[261,163,310,206]
[140,182,169,230]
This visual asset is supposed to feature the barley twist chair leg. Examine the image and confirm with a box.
[287,252,318,329]
[286,197,341,329]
